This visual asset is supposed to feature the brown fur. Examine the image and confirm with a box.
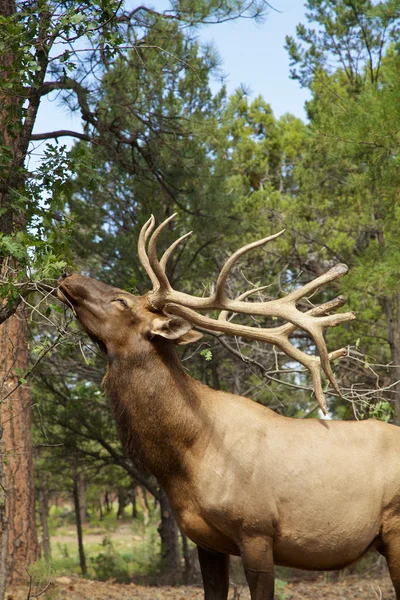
[58,273,400,600]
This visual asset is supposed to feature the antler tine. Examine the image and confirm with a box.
[146,213,179,307]
[283,264,349,304]
[278,296,347,335]
[311,328,341,395]
[309,364,327,414]
[291,307,353,393]
[215,230,286,302]
[160,231,193,271]
[219,290,346,325]
[219,285,271,322]
[138,216,159,289]
[276,334,329,413]
[279,296,349,396]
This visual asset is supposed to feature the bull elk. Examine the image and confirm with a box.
[58,215,400,600]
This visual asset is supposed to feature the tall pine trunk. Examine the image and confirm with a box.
[0,427,8,600]
[0,311,39,583]
[0,0,44,588]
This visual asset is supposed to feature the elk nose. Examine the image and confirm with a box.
[58,271,71,282]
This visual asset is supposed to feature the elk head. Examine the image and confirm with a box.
[57,273,201,357]
[58,214,355,412]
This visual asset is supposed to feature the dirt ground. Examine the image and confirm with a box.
[6,574,396,600]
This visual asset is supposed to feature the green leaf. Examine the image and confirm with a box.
[200,349,213,361]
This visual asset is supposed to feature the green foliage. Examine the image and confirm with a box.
[42,507,163,582]
[23,0,400,427]
[1,0,269,309]
[369,401,394,423]
[27,558,58,590]
[0,3,123,318]
[285,0,398,88]
[275,0,400,418]
[90,536,131,583]
[275,579,290,600]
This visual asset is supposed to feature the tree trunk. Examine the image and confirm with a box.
[104,490,111,514]
[0,0,51,587]
[181,530,192,585]
[142,485,150,511]
[384,295,400,425]
[78,475,87,525]
[72,462,86,576]
[131,486,138,519]
[98,499,103,521]
[116,486,127,520]
[136,485,149,525]
[158,490,180,582]
[0,427,8,600]
[38,487,51,562]
[0,311,39,584]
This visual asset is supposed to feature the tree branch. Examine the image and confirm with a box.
[0,298,22,326]
[39,78,97,128]
[0,281,45,325]
[30,130,90,142]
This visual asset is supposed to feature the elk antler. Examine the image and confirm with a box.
[138,215,355,413]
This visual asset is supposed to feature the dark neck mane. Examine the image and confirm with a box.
[103,336,203,483]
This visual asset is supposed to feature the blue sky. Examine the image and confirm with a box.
[30,2,310,165]
[202,1,310,118]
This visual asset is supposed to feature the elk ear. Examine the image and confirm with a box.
[174,330,203,346]
[150,315,203,344]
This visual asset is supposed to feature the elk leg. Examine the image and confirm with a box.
[383,536,400,599]
[197,545,229,600]
[241,536,274,600]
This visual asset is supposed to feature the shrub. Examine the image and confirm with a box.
[90,536,131,583]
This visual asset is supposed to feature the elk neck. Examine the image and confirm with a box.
[102,335,204,484]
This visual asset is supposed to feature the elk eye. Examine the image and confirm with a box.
[116,298,129,308]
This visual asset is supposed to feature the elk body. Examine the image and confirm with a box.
[58,216,400,600]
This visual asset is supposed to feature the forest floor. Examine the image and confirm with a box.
[7,513,394,599]
[6,574,396,600]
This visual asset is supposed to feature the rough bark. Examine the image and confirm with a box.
[38,486,51,562]
[0,428,8,600]
[0,0,48,587]
[158,490,180,582]
[0,310,39,584]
